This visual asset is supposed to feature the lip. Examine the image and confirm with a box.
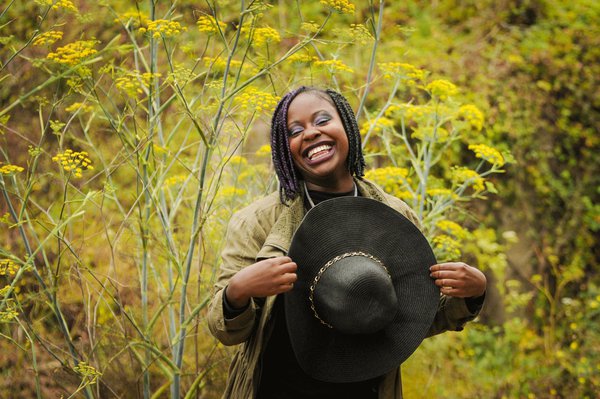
[303,141,336,166]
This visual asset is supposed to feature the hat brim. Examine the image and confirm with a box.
[285,196,439,383]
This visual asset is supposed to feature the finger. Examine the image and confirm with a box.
[434,278,463,288]
[278,261,297,273]
[440,286,465,297]
[430,270,459,279]
[430,262,468,272]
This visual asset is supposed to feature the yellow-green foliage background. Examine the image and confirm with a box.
[1,1,598,398]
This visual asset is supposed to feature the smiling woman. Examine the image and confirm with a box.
[207,86,486,399]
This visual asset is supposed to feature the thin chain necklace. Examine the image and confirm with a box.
[302,180,358,209]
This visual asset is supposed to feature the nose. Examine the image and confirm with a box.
[303,126,321,140]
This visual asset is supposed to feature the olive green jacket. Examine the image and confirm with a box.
[207,178,481,399]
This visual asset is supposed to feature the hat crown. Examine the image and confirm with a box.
[312,253,398,335]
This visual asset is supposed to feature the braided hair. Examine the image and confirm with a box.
[270,86,365,203]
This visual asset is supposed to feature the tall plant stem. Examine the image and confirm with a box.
[356,0,384,121]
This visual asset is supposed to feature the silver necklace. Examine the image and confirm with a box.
[302,180,358,209]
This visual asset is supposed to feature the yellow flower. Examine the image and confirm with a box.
[114,10,151,28]
[197,15,226,34]
[140,19,186,39]
[73,362,101,384]
[452,167,485,191]
[255,144,271,158]
[364,167,412,199]
[0,164,24,175]
[411,126,450,142]
[287,53,317,64]
[300,21,320,33]
[65,102,93,113]
[203,56,242,74]
[33,30,63,46]
[458,104,484,131]
[0,308,19,323]
[426,79,458,101]
[164,175,186,187]
[0,259,19,276]
[51,0,78,13]
[426,188,455,198]
[250,27,281,47]
[468,144,505,167]
[348,24,373,44]
[433,234,462,259]
[52,149,94,178]
[378,62,426,81]
[229,155,248,166]
[320,0,355,14]
[361,117,394,135]
[570,341,579,351]
[219,186,247,198]
[47,40,99,66]
[0,285,11,297]
[436,220,468,240]
[235,88,279,114]
[115,72,161,98]
[314,59,354,74]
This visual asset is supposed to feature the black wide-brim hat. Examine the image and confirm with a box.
[285,196,439,383]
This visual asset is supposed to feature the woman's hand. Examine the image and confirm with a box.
[429,262,486,298]
[226,256,298,308]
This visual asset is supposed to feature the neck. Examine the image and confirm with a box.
[304,174,355,193]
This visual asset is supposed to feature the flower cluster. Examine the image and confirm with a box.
[411,126,450,142]
[255,144,271,158]
[426,188,456,198]
[164,175,186,187]
[468,144,505,166]
[432,235,462,259]
[203,56,242,74]
[300,21,320,33]
[378,62,426,81]
[314,59,354,74]
[348,24,373,44]
[251,27,281,47]
[114,10,150,28]
[458,105,484,131]
[47,40,99,66]
[320,0,355,14]
[0,259,18,276]
[361,117,394,135]
[364,167,413,200]
[33,30,63,46]
[0,164,24,175]
[65,102,93,113]
[426,79,458,101]
[0,306,18,323]
[452,167,484,191]
[73,362,102,384]
[52,149,94,178]
[115,72,161,98]
[436,220,468,240]
[235,88,279,113]
[140,19,186,39]
[287,53,317,64]
[0,285,10,297]
[52,0,78,12]
[197,15,226,34]
[219,186,247,198]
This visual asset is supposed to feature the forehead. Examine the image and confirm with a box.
[287,92,337,121]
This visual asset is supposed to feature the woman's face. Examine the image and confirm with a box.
[286,92,353,192]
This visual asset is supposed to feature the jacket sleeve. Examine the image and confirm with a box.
[207,211,266,346]
[427,294,482,337]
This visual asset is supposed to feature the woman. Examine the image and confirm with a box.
[207,86,486,398]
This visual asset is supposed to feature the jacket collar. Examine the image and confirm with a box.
[262,178,388,254]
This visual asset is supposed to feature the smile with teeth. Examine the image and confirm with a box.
[307,144,332,160]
